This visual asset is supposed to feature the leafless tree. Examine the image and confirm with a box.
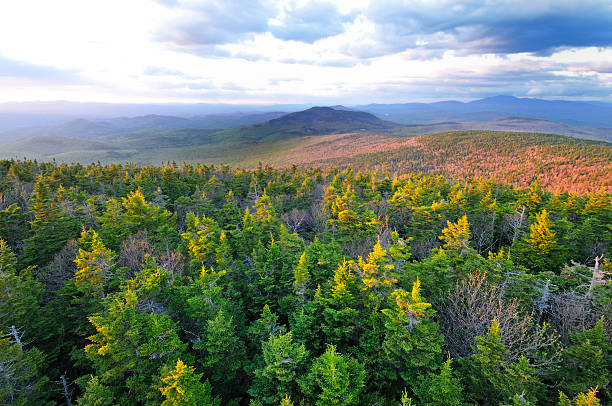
[437,272,561,367]
[118,232,156,278]
[308,201,327,235]
[158,249,184,284]
[282,208,311,234]
[38,240,78,302]
[503,206,526,244]
[549,259,611,343]
[471,211,496,254]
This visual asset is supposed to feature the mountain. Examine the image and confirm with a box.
[0,112,288,143]
[357,95,612,127]
[0,136,118,157]
[214,106,399,142]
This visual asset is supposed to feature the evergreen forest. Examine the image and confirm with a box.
[0,158,610,405]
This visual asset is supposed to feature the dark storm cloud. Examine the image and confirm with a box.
[0,54,81,82]
[364,0,612,56]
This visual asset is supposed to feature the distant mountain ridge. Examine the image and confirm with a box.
[357,95,612,127]
[0,111,287,142]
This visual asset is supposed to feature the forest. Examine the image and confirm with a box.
[0,158,610,405]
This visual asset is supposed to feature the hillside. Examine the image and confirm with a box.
[211,106,399,142]
[311,131,612,194]
[0,136,118,157]
[1,105,610,194]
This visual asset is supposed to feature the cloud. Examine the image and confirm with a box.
[155,0,276,48]
[0,53,81,83]
[269,1,355,43]
[363,0,612,56]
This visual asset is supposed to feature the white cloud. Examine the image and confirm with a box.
[0,0,610,103]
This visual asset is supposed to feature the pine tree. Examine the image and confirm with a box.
[249,332,309,405]
[525,209,557,252]
[469,320,541,405]
[439,215,471,255]
[559,318,610,398]
[84,264,186,405]
[0,331,50,406]
[559,387,602,406]
[416,358,466,406]
[199,308,245,389]
[0,238,43,334]
[158,359,220,406]
[0,203,29,254]
[74,228,116,298]
[22,176,78,267]
[294,252,310,305]
[299,345,366,406]
[76,376,115,406]
[381,278,443,394]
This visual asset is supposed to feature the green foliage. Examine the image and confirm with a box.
[416,358,466,406]
[299,345,366,406]
[249,332,309,405]
[22,176,79,267]
[559,317,611,399]
[0,158,610,405]
[76,376,115,406]
[84,263,186,405]
[159,359,220,406]
[468,320,542,405]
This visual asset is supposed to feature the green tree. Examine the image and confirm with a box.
[468,320,541,405]
[76,376,114,406]
[199,308,246,390]
[299,345,366,406]
[439,215,471,256]
[0,331,50,406]
[158,359,220,406]
[559,318,610,399]
[416,358,466,406]
[249,332,309,405]
[381,278,443,395]
[22,176,78,267]
[84,264,186,405]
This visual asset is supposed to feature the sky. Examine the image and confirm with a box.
[1,0,612,104]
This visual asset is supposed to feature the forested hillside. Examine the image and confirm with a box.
[313,131,612,195]
[0,159,610,405]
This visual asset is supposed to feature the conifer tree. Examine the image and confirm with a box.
[74,228,116,298]
[0,238,43,334]
[559,387,602,406]
[469,319,541,405]
[158,359,220,406]
[249,332,309,405]
[559,318,610,399]
[294,252,310,305]
[525,209,557,252]
[439,215,471,255]
[199,308,245,389]
[416,358,466,406]
[0,332,50,406]
[381,278,443,394]
[84,264,186,405]
[76,376,114,406]
[22,176,78,267]
[299,345,366,406]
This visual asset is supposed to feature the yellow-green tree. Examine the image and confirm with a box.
[439,215,471,255]
[159,359,219,406]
